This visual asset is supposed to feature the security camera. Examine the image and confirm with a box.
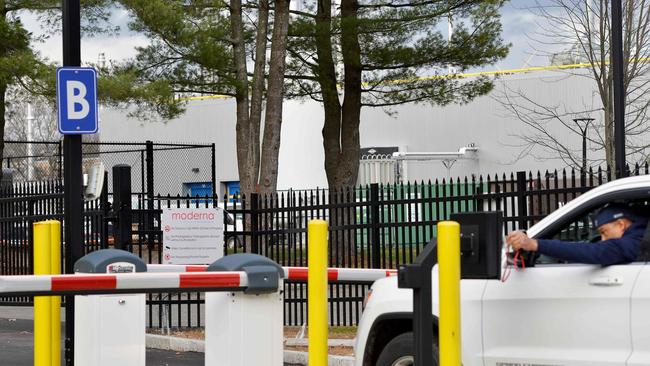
[84,161,105,201]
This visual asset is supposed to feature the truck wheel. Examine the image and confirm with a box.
[376,332,439,366]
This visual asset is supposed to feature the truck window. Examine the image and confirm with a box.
[535,199,649,265]
[535,209,601,265]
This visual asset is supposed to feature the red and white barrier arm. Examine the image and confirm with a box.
[147,264,209,273]
[147,264,396,283]
[0,271,248,297]
[284,267,397,282]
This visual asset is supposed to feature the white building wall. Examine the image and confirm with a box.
[98,70,608,192]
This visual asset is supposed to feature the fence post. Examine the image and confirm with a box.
[251,193,260,254]
[113,164,132,251]
[516,171,528,231]
[100,171,110,248]
[145,141,155,247]
[211,143,217,198]
[28,195,36,274]
[57,141,63,180]
[370,183,381,268]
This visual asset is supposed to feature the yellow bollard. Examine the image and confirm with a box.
[437,221,461,366]
[33,221,52,366]
[49,221,61,366]
[308,220,328,366]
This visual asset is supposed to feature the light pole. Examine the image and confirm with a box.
[611,0,626,177]
[573,117,595,177]
[26,103,35,181]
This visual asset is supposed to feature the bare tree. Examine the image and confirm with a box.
[498,0,650,169]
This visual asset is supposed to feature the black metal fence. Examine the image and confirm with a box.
[1,163,648,328]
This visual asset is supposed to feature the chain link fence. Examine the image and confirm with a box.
[2,140,215,197]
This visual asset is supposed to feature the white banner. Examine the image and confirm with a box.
[161,207,224,265]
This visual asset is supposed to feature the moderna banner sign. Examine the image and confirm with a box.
[161,207,224,265]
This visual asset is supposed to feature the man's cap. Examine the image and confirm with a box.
[595,203,636,227]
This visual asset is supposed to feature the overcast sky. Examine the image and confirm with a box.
[19,0,554,72]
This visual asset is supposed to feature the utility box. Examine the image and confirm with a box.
[205,254,285,366]
[74,249,147,366]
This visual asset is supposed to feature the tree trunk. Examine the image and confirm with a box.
[258,0,290,193]
[0,5,6,183]
[248,0,269,192]
[315,0,343,189]
[336,0,362,189]
[0,82,6,183]
[230,0,255,195]
[314,0,363,267]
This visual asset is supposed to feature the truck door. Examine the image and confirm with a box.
[482,263,641,366]
[482,208,640,366]
[627,264,650,366]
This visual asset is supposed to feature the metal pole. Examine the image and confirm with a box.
[113,164,133,251]
[211,143,217,198]
[62,1,82,365]
[438,222,461,366]
[397,239,437,366]
[145,141,154,249]
[307,220,329,366]
[573,117,594,183]
[33,222,53,366]
[370,183,381,268]
[26,103,34,181]
[515,171,528,231]
[612,0,626,178]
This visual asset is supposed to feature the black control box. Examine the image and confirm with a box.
[450,211,503,280]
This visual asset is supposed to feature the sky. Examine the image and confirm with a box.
[18,0,554,73]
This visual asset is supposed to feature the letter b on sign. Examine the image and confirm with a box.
[57,67,98,134]
[66,81,90,120]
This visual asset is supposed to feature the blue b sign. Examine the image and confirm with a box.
[56,67,99,134]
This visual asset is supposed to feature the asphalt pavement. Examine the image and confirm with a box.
[0,317,202,366]
[0,317,302,366]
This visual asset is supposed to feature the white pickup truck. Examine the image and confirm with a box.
[355,174,650,366]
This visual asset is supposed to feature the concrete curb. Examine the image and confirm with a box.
[145,334,355,366]
[146,334,205,353]
[284,350,354,366]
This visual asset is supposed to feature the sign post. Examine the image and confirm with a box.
[59,2,99,365]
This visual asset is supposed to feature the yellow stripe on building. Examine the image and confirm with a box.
[176,57,650,100]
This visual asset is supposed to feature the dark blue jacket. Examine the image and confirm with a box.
[537,218,649,266]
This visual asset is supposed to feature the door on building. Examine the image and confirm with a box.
[224,181,240,203]
[183,182,214,202]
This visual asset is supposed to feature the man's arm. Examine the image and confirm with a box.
[506,229,642,265]
[537,237,640,265]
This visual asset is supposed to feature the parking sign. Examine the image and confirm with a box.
[57,67,98,134]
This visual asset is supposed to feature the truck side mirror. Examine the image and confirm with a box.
[450,211,503,280]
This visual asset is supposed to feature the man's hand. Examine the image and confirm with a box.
[506,231,539,252]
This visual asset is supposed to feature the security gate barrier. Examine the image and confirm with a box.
[0,230,397,366]
[73,249,147,366]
